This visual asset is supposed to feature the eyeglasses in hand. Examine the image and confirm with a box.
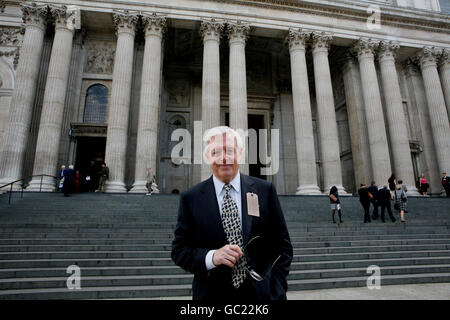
[241,236,281,282]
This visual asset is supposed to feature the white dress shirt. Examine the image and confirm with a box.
[205,171,242,271]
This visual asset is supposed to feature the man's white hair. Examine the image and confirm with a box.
[68,165,74,170]
[203,126,244,155]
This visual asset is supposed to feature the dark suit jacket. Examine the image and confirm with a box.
[367,185,379,202]
[378,188,391,205]
[171,173,293,301]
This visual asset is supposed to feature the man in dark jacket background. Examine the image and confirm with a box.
[368,181,379,220]
[358,183,371,223]
[378,185,396,223]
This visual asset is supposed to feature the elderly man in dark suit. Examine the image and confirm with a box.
[171,126,293,301]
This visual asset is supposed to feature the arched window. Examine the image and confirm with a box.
[83,84,108,123]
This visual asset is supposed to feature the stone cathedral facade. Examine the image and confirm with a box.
[0,0,448,195]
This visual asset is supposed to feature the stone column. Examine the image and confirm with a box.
[28,6,75,191]
[378,41,420,194]
[0,3,47,189]
[311,31,346,193]
[404,61,441,194]
[353,38,391,186]
[103,12,138,193]
[227,21,249,175]
[200,19,223,181]
[417,47,450,177]
[341,54,372,187]
[439,48,450,119]
[286,29,321,194]
[130,14,166,193]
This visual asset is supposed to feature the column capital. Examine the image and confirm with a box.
[285,28,310,52]
[311,31,332,53]
[113,10,138,36]
[226,20,249,45]
[200,19,224,42]
[21,2,47,30]
[50,6,75,32]
[439,48,450,70]
[142,12,167,38]
[352,38,379,60]
[416,46,441,70]
[378,40,400,62]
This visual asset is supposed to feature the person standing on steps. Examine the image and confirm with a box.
[368,181,379,220]
[171,126,293,301]
[378,185,396,223]
[96,162,109,193]
[418,174,429,196]
[388,173,397,199]
[442,172,450,197]
[58,165,66,192]
[394,184,407,223]
[329,186,343,224]
[63,165,75,197]
[358,183,371,223]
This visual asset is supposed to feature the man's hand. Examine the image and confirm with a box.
[212,244,243,268]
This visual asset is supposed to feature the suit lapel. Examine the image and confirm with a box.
[201,176,227,244]
[240,173,256,247]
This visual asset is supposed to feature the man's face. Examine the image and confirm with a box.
[206,133,242,183]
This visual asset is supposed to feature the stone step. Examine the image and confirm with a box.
[2,238,450,252]
[0,284,192,300]
[287,273,450,291]
[289,256,450,270]
[0,274,194,290]
[287,264,450,280]
[2,244,450,258]
[2,234,450,245]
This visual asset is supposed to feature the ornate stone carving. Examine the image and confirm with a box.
[113,10,138,35]
[378,40,400,61]
[311,31,332,52]
[86,41,115,74]
[199,19,224,41]
[167,79,189,107]
[403,60,420,78]
[142,13,167,38]
[416,46,441,69]
[285,28,310,51]
[0,1,5,13]
[0,27,22,46]
[352,38,379,59]
[226,20,250,43]
[439,48,450,69]
[21,2,48,29]
[50,5,76,30]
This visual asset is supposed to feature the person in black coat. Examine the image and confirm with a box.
[388,173,396,199]
[442,172,450,197]
[358,183,371,223]
[63,165,75,197]
[329,186,343,224]
[171,127,293,301]
[367,181,379,220]
[378,185,396,223]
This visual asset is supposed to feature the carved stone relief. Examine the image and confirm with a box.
[167,79,189,107]
[0,27,23,70]
[85,40,115,74]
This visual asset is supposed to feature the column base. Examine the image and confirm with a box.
[129,180,160,194]
[296,185,323,195]
[324,185,348,195]
[27,176,57,192]
[405,186,421,196]
[105,181,128,193]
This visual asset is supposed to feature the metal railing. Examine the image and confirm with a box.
[0,174,59,204]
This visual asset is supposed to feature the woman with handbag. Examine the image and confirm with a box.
[329,186,343,224]
[394,184,407,223]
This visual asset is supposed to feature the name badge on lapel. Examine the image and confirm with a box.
[247,192,260,217]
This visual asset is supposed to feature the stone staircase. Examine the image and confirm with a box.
[0,192,449,299]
